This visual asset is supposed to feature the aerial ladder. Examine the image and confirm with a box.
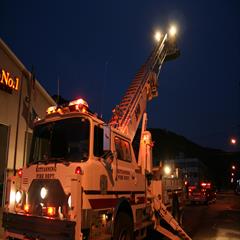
[110,29,191,240]
[110,31,179,141]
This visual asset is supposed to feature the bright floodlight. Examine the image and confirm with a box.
[230,138,237,145]
[169,25,177,37]
[154,31,162,42]
[163,165,171,175]
[40,187,48,199]
[15,191,22,204]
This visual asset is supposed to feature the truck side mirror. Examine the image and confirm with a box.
[103,124,111,151]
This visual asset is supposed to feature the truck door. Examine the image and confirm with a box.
[113,136,136,192]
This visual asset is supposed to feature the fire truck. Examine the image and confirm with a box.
[188,182,216,205]
[3,26,191,240]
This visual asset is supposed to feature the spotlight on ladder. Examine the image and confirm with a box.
[169,25,177,37]
[154,31,162,42]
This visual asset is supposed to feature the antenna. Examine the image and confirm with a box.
[100,58,111,117]
[57,76,60,104]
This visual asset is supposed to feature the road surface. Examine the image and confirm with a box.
[183,191,240,240]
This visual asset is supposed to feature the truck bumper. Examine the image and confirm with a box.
[2,212,75,240]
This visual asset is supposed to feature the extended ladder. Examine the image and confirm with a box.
[110,34,179,141]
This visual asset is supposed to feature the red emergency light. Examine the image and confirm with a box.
[17,169,23,177]
[75,166,83,175]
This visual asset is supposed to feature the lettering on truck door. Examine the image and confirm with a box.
[113,136,136,191]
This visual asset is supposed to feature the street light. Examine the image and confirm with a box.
[230,137,237,145]
[163,165,171,175]
[230,165,237,186]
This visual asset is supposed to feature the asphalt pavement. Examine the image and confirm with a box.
[183,191,240,240]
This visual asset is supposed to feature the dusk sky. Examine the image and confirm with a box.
[1,1,240,151]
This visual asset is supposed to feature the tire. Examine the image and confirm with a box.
[114,212,134,240]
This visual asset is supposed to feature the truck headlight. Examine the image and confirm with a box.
[15,191,22,204]
[40,187,48,199]
[68,195,71,208]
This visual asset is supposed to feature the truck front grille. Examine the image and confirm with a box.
[27,179,68,218]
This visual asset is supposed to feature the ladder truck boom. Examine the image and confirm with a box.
[110,33,180,141]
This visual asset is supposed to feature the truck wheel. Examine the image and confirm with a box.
[114,212,134,240]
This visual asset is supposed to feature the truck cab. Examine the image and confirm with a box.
[3,98,148,240]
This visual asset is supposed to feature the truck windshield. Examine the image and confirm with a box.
[28,117,90,164]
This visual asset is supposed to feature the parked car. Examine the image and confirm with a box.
[188,182,216,205]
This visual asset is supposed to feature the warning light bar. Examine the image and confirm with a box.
[46,106,57,115]
[46,98,90,116]
[69,98,89,108]
[68,98,89,112]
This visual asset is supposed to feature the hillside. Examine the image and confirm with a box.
[133,128,240,188]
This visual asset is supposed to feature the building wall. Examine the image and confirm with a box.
[0,38,55,183]
[164,158,208,186]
